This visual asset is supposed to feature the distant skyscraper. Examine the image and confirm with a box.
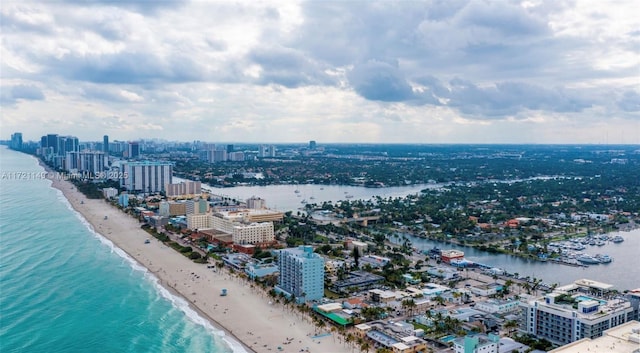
[39,134,78,156]
[165,181,202,197]
[10,132,23,150]
[246,196,266,209]
[58,136,79,155]
[228,151,245,161]
[103,135,109,155]
[65,151,107,174]
[276,246,324,302]
[205,149,227,163]
[47,134,59,154]
[127,142,140,159]
[309,140,316,150]
[227,144,234,153]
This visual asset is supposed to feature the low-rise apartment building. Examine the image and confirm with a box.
[452,334,500,353]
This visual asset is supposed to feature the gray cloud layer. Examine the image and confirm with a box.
[1,0,638,142]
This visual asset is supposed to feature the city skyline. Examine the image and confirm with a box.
[1,1,639,144]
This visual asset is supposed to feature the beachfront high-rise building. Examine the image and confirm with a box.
[38,134,79,169]
[57,136,79,156]
[309,140,316,150]
[39,134,79,157]
[120,161,172,194]
[47,134,59,154]
[276,246,324,303]
[519,279,634,346]
[65,151,108,175]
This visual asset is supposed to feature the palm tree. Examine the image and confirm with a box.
[504,320,519,337]
[345,333,355,352]
[402,299,417,317]
[530,277,543,295]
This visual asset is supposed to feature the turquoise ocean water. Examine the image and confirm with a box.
[0,147,241,353]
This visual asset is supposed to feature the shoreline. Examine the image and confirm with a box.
[41,160,349,353]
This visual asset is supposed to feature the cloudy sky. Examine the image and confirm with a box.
[1,0,639,144]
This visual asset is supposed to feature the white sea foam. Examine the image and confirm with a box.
[51,185,248,353]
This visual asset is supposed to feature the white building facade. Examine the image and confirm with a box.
[520,280,634,346]
[120,161,172,193]
[276,246,324,302]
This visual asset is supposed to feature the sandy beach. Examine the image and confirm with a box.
[47,172,350,353]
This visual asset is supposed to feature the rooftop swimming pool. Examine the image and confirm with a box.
[574,295,607,305]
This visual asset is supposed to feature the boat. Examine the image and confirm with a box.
[220,288,227,296]
[611,235,624,243]
[577,254,600,264]
[595,254,612,263]
[310,196,315,200]
[294,190,300,193]
[319,187,324,190]
[595,240,605,246]
[144,239,150,244]
[300,199,307,204]
[345,194,354,199]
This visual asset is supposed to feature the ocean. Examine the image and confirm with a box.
[0,147,240,353]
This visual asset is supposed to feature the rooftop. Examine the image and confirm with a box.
[548,321,640,353]
[573,279,614,291]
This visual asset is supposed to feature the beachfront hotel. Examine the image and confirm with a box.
[275,246,324,303]
[185,213,275,245]
[519,279,634,346]
[119,161,172,193]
